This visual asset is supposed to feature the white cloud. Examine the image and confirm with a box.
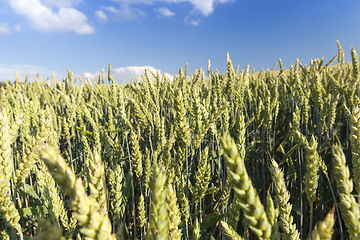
[185,0,235,16]
[8,0,94,34]
[83,72,99,81]
[0,22,10,35]
[95,10,108,23]
[0,63,60,83]
[14,24,21,32]
[188,0,213,16]
[155,7,175,17]
[184,16,200,26]
[111,0,157,4]
[112,66,156,81]
[101,5,145,22]
[40,0,83,8]
[163,72,174,81]
[111,0,234,16]
[83,66,174,84]
[101,6,119,14]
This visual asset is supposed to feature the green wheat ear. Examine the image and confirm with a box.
[0,108,23,239]
[350,105,360,195]
[351,47,359,81]
[31,217,66,240]
[332,145,360,239]
[148,164,169,240]
[266,191,280,240]
[221,133,272,240]
[269,159,300,240]
[220,221,244,240]
[308,207,335,240]
[166,183,182,240]
[39,144,115,240]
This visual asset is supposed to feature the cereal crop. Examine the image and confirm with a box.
[0,41,359,239]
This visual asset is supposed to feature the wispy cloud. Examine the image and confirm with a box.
[40,0,83,8]
[84,66,173,84]
[0,23,10,35]
[155,7,175,17]
[99,0,234,24]
[95,10,108,23]
[0,63,60,83]
[14,24,21,32]
[188,0,235,16]
[101,6,119,14]
[101,5,145,22]
[111,0,234,16]
[8,0,94,34]
[184,16,200,26]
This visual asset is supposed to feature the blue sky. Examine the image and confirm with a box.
[1,0,360,84]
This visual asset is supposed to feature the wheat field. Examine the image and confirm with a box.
[0,41,359,239]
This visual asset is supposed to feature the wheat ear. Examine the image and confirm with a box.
[88,148,108,215]
[307,207,335,240]
[147,164,169,239]
[31,217,66,240]
[332,145,360,239]
[39,144,115,240]
[266,191,280,240]
[350,105,360,195]
[269,159,300,240]
[221,133,272,239]
[220,221,244,240]
[167,184,182,240]
[0,108,23,239]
